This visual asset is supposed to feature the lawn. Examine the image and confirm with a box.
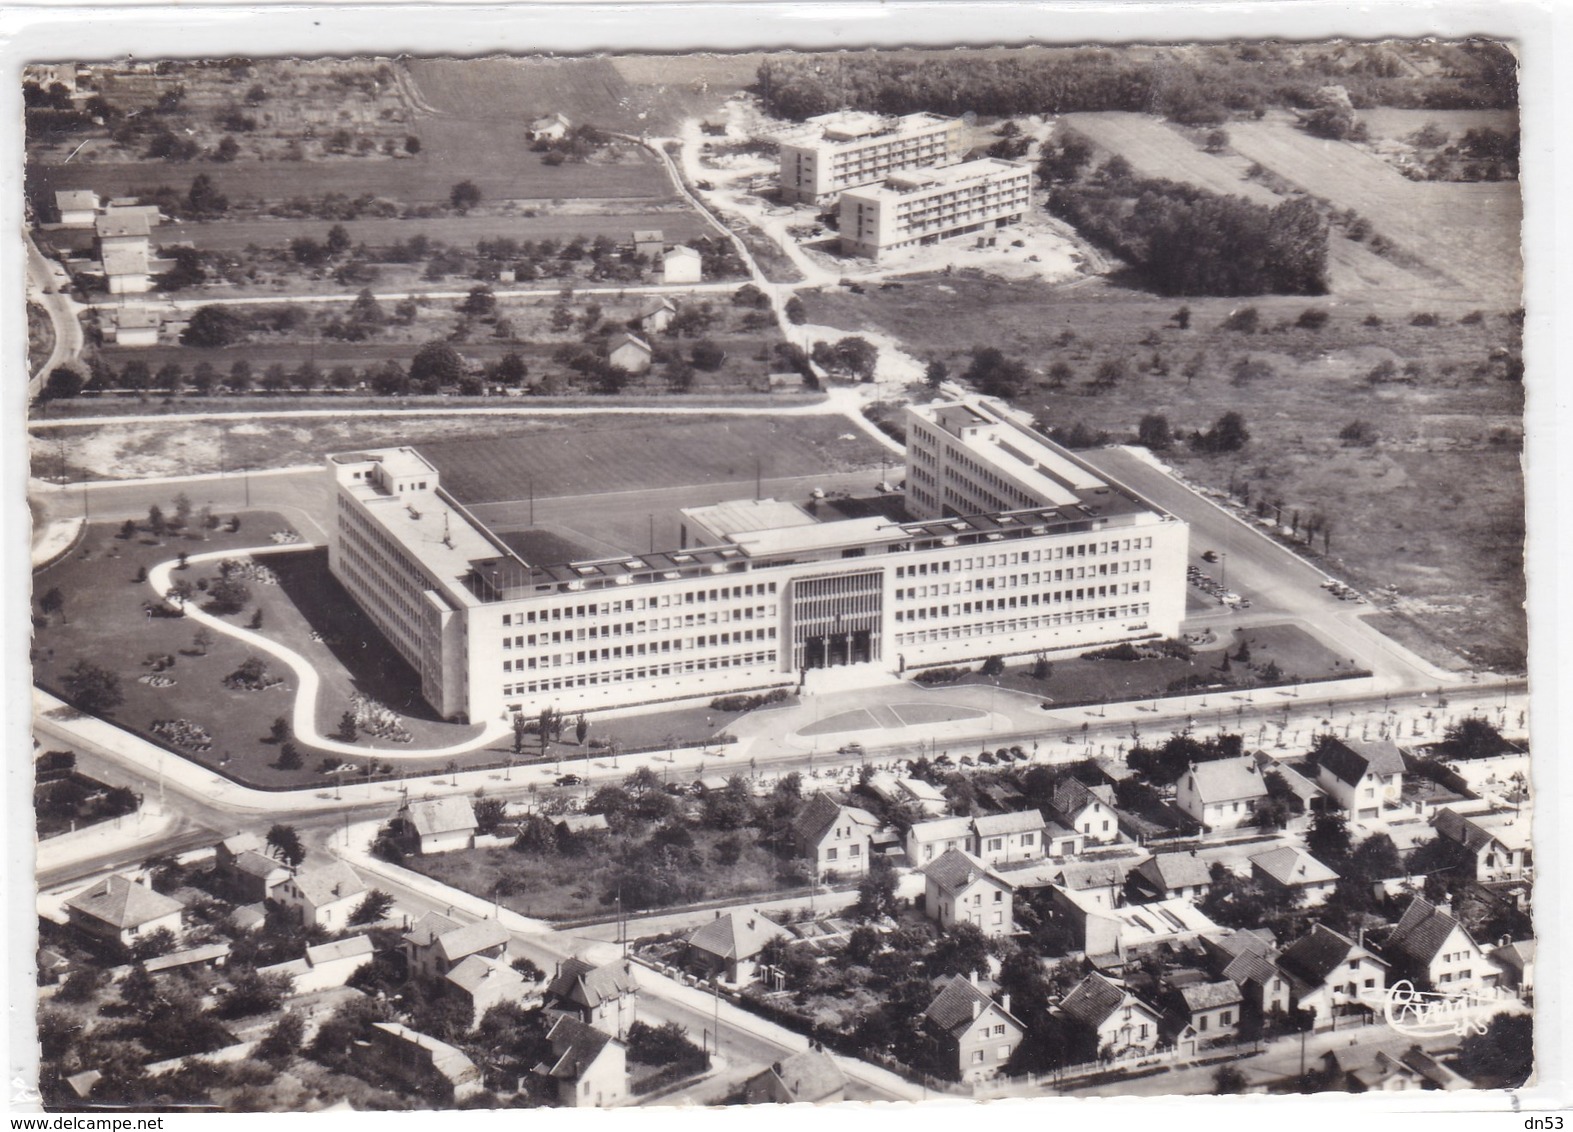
[28,300,54,374]
[402,823,795,922]
[798,274,1525,670]
[948,621,1355,711]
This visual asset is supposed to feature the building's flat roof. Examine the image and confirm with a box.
[116,307,160,329]
[845,158,1029,202]
[683,498,818,539]
[730,514,900,558]
[801,109,955,144]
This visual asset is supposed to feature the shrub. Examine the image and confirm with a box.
[1083,642,1142,661]
[913,666,970,685]
[709,688,790,713]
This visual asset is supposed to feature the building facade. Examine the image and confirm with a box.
[777,111,964,205]
[838,158,1033,261]
[326,398,1187,724]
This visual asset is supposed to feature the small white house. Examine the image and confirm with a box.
[1175,757,1269,831]
[632,229,666,259]
[111,305,161,347]
[1050,778,1119,845]
[274,860,366,931]
[922,849,1014,938]
[662,245,702,284]
[64,875,184,950]
[1250,845,1339,905]
[905,816,974,866]
[607,331,653,374]
[1313,737,1406,820]
[55,189,100,228]
[402,797,478,854]
[971,810,1048,866]
[529,112,571,142]
[1383,896,1491,996]
[102,241,151,295]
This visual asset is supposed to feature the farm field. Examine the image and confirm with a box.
[1356,107,1519,144]
[799,273,1525,669]
[1223,114,1522,305]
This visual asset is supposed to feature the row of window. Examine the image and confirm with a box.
[502,650,777,695]
[896,586,1152,621]
[894,536,1155,578]
[502,628,779,670]
[892,603,1153,645]
[504,605,771,647]
[897,560,1151,600]
[500,582,780,629]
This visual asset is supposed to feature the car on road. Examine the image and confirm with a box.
[1201,550,1219,562]
[810,487,826,499]
[876,481,896,494]
[959,755,975,767]
[978,751,998,765]
[838,742,864,756]
[555,774,584,787]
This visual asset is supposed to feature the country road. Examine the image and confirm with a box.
[26,229,85,394]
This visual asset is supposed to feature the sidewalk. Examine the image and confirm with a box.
[34,804,181,876]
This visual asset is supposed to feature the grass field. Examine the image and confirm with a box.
[799,274,1525,668]
[28,300,54,375]
[1222,114,1522,305]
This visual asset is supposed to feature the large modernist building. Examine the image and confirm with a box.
[838,158,1033,261]
[327,399,1187,724]
[777,111,965,205]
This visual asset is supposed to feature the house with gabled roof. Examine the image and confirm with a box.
[1175,756,1268,831]
[401,796,478,854]
[1313,736,1406,820]
[793,792,879,878]
[663,245,702,284]
[744,1046,846,1104]
[360,1021,483,1102]
[684,909,789,985]
[635,297,676,335]
[632,229,665,258]
[1054,972,1164,1063]
[403,911,511,979]
[972,810,1048,866]
[922,973,1024,1081]
[1278,923,1389,1026]
[536,1016,628,1107]
[1250,846,1339,905]
[65,875,184,949]
[1130,851,1213,904]
[1056,857,1140,911]
[446,954,534,1029]
[607,331,653,374]
[260,934,374,994]
[274,860,366,931]
[1431,808,1532,882]
[110,305,161,347]
[905,815,974,866]
[545,956,639,1037]
[922,849,1014,938]
[1200,928,1290,1017]
[1488,938,1534,999]
[1169,979,1243,1041]
[530,112,572,141]
[214,832,289,902]
[1382,896,1490,995]
[55,189,100,227]
[1049,778,1118,844]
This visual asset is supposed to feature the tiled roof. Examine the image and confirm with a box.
[232,850,289,880]
[142,942,231,973]
[1058,858,1137,891]
[286,861,366,906]
[404,910,461,948]
[404,797,477,838]
[1051,777,1111,818]
[908,815,975,843]
[793,792,844,844]
[1137,852,1213,892]
[1386,896,1474,966]
[95,211,150,238]
[974,810,1047,837]
[101,242,149,276]
[1185,757,1268,804]
[1279,924,1364,985]
[923,974,1018,1036]
[922,848,1010,896]
[1057,972,1133,1029]
[685,910,788,961]
[1178,980,1242,1012]
[219,832,264,856]
[446,953,526,996]
[547,956,637,1008]
[66,875,183,930]
[1250,846,1339,888]
[1432,808,1500,853]
[1490,939,1535,972]
[638,297,676,318]
[607,331,651,354]
[556,813,610,834]
[758,1048,846,1102]
[56,189,99,210]
[1316,737,1406,786]
[665,245,701,260]
[541,1016,614,1080]
[1222,947,1280,988]
[436,917,512,963]
[371,1022,477,1084]
[307,935,374,966]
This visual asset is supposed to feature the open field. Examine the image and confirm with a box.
[422,414,887,504]
[799,274,1525,667]
[1223,114,1522,305]
[1355,107,1519,145]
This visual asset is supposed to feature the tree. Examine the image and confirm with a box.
[186,173,229,216]
[216,968,291,1018]
[41,365,85,401]
[449,179,482,214]
[148,504,167,538]
[256,1011,305,1065]
[1136,413,1172,451]
[1307,811,1353,868]
[701,775,756,831]
[215,134,241,162]
[182,305,244,347]
[336,711,358,742]
[61,660,123,714]
[39,587,65,623]
[410,340,464,392]
[474,797,508,834]
[1455,1013,1532,1088]
[854,856,900,920]
[925,921,991,979]
[834,336,879,382]
[207,575,251,614]
[350,889,395,924]
[1443,715,1507,760]
[1196,411,1250,453]
[1212,1065,1248,1094]
[461,284,497,318]
[265,823,306,868]
[575,714,589,744]
[511,712,529,756]
[964,346,1032,399]
[119,518,137,540]
[325,223,352,256]
[691,338,726,371]
[784,296,806,325]
[276,741,302,771]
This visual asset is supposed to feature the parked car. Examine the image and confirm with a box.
[978,751,998,766]
[838,742,865,756]
[959,755,975,767]
[555,774,584,787]
[810,487,826,500]
[1201,550,1219,562]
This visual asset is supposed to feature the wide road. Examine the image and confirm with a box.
[1080,447,1459,689]
[26,230,85,395]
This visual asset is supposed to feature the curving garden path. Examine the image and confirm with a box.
[146,545,509,760]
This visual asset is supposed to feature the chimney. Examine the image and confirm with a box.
[972,999,982,1020]
[1001,993,1011,1015]
[969,969,979,986]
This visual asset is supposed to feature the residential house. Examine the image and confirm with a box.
[445,954,533,1029]
[1250,846,1340,906]
[1431,808,1532,882]
[101,241,151,295]
[214,833,289,902]
[143,942,231,977]
[1174,757,1269,832]
[635,297,676,335]
[1049,778,1119,844]
[1051,886,1219,962]
[972,810,1048,866]
[1383,896,1490,995]
[111,305,161,348]
[259,935,374,994]
[1278,923,1390,1027]
[1252,749,1323,818]
[529,112,571,141]
[607,331,653,375]
[921,849,1014,938]
[1200,929,1291,1018]
[905,815,974,866]
[55,189,100,227]
[921,973,1025,1082]
[1055,973,1165,1062]
[897,776,949,816]
[684,909,789,985]
[359,1022,483,1103]
[743,1046,846,1104]
[537,1016,629,1108]
[555,813,610,839]
[274,860,366,931]
[1319,1042,1470,1093]
[1488,939,1534,1000]
[632,228,665,259]
[1056,858,1139,911]
[401,797,478,854]
[1170,980,1242,1042]
[792,792,879,878]
[662,246,702,284]
[1313,736,1406,820]
[64,875,184,950]
[544,956,639,1037]
[403,911,511,979]
[1043,821,1086,858]
[1130,851,1213,904]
